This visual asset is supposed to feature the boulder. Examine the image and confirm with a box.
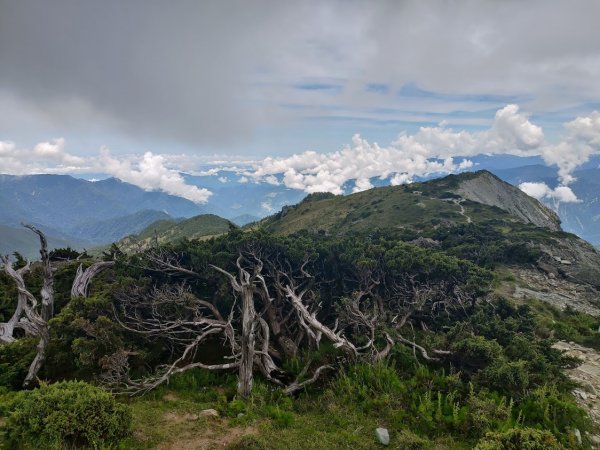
[375,428,389,445]
[199,408,219,418]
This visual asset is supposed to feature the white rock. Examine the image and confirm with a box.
[375,428,389,445]
[199,408,219,418]
[574,428,582,445]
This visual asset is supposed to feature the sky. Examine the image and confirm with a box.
[1,0,600,204]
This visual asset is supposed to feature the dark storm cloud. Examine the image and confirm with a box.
[2,0,600,149]
[0,0,280,146]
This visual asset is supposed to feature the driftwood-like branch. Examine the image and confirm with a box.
[284,284,359,357]
[0,257,32,344]
[71,261,115,298]
[283,362,334,395]
[396,335,450,361]
[22,223,54,321]
[0,224,55,387]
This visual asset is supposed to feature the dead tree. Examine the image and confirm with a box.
[111,284,239,394]
[271,260,393,363]
[71,261,115,298]
[209,254,269,398]
[113,248,347,398]
[0,224,55,387]
[0,259,32,344]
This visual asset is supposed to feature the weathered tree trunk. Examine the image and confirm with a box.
[238,284,256,398]
[71,261,115,298]
[23,327,49,387]
[23,224,54,321]
[0,259,31,344]
[265,301,298,358]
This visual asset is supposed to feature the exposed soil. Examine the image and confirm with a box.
[156,410,257,450]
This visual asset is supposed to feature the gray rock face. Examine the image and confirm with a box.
[454,171,561,231]
[539,238,600,289]
[375,427,390,445]
[509,267,600,317]
[553,341,600,445]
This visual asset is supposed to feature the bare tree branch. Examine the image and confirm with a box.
[71,261,115,298]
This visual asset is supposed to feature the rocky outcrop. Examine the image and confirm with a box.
[454,171,561,231]
[509,267,600,316]
[553,341,600,447]
[537,237,600,289]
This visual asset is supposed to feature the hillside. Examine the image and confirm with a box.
[260,170,557,235]
[261,170,600,289]
[114,214,234,252]
[66,210,175,245]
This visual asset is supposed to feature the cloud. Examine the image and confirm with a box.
[261,201,274,213]
[489,104,544,150]
[247,133,474,194]
[244,104,600,194]
[0,139,212,203]
[2,103,599,203]
[519,182,581,204]
[2,1,600,152]
[98,149,212,203]
[33,138,85,166]
[0,141,16,156]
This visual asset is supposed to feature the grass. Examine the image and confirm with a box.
[119,379,471,450]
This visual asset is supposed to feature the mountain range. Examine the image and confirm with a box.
[0,163,598,258]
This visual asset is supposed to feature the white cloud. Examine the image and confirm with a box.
[243,104,600,194]
[33,138,85,166]
[489,104,544,150]
[519,182,581,204]
[99,149,212,204]
[2,103,600,204]
[261,201,274,213]
[353,178,374,193]
[565,111,600,146]
[0,139,212,204]
[0,140,16,156]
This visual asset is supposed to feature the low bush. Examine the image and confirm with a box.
[4,380,131,449]
[474,427,562,449]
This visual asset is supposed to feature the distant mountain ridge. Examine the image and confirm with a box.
[113,214,233,253]
[1,166,598,258]
[0,174,209,255]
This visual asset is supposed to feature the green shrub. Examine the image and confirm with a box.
[0,338,37,389]
[516,384,590,440]
[474,427,561,449]
[478,359,530,398]
[4,380,131,449]
[451,335,503,371]
[465,387,512,435]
